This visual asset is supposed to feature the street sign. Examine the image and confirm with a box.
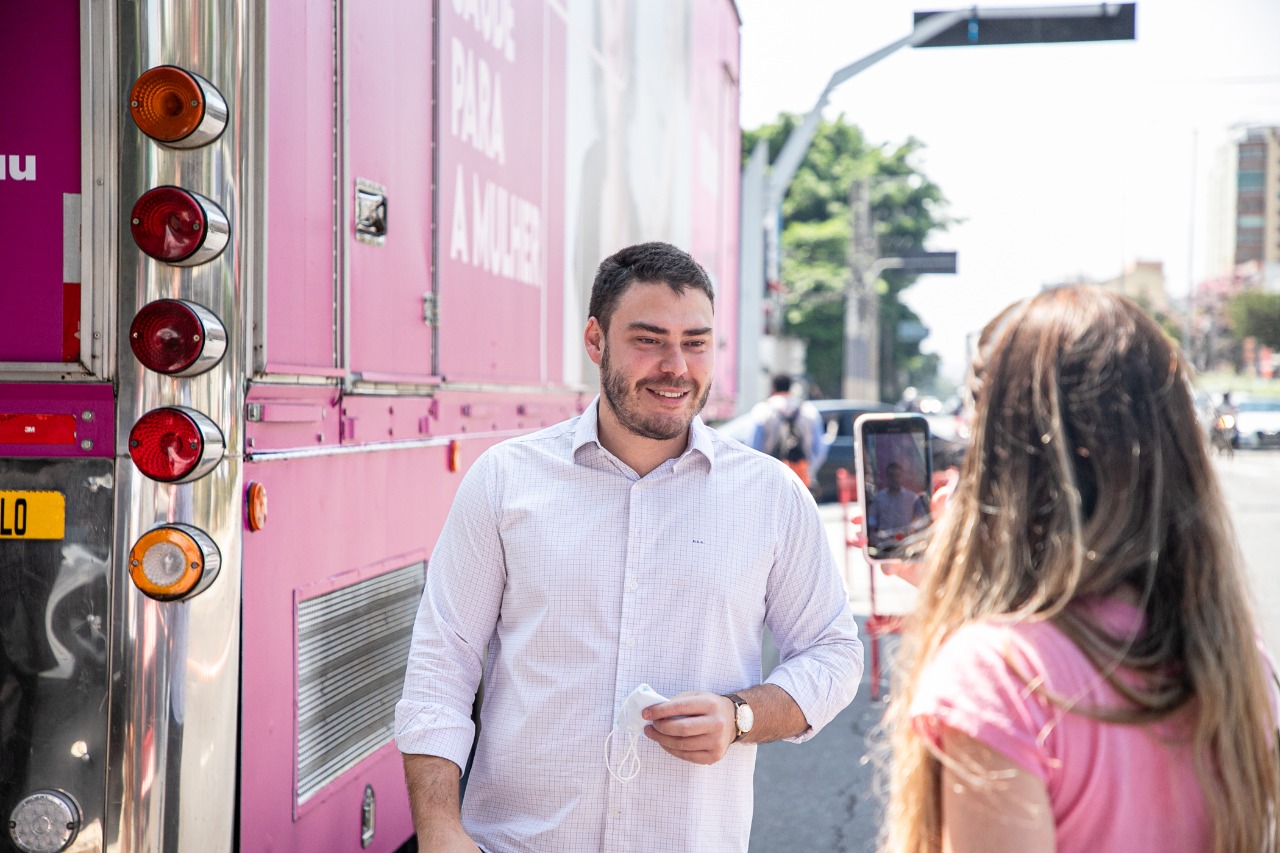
[895,251,958,275]
[913,4,1136,48]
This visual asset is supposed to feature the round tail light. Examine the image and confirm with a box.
[128,406,224,483]
[129,523,221,600]
[130,186,229,266]
[129,65,228,149]
[130,299,227,376]
[8,789,81,853]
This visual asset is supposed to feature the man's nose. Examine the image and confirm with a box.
[658,344,687,375]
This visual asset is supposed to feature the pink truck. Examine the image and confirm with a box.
[0,1,741,851]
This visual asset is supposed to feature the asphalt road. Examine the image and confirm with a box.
[748,450,1280,853]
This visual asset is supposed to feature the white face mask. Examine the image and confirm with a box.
[605,683,668,783]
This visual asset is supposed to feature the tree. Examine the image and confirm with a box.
[1227,291,1280,350]
[743,114,953,400]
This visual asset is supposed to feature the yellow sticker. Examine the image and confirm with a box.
[0,491,66,539]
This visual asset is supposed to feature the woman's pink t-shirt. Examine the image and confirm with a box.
[911,599,1218,852]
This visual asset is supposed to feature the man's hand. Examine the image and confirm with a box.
[641,690,736,765]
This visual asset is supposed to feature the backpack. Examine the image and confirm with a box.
[768,409,807,464]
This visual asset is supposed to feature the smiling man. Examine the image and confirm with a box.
[395,241,863,853]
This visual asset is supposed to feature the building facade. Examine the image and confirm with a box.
[1235,126,1280,287]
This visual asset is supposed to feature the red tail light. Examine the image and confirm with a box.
[128,406,224,483]
[130,299,227,376]
[129,66,227,149]
[130,186,229,266]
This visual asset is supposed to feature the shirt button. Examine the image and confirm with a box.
[627,580,639,592]
[624,637,635,647]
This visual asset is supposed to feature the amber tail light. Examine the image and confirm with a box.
[129,65,228,149]
[129,524,221,600]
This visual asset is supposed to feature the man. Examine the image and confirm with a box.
[868,462,927,547]
[395,241,863,853]
[748,374,827,490]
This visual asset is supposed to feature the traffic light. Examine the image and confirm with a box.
[913,4,1136,48]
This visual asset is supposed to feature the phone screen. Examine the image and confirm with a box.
[857,415,933,561]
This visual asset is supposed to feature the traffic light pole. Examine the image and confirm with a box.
[762,7,970,291]
[755,3,1136,401]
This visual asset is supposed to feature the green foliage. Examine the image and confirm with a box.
[745,114,953,400]
[1226,291,1280,349]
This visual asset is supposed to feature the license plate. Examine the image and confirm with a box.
[0,490,66,539]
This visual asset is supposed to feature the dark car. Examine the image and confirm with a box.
[810,399,970,503]
[810,399,896,502]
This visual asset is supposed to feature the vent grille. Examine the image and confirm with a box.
[296,561,424,806]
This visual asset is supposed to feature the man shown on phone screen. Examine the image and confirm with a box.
[868,462,928,547]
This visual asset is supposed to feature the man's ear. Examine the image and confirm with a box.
[585,317,605,367]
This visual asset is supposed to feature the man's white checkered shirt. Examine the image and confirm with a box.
[395,398,863,852]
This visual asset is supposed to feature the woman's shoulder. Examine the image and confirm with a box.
[927,600,1141,696]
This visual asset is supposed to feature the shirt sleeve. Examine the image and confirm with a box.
[762,477,864,742]
[394,450,507,772]
[909,623,1056,782]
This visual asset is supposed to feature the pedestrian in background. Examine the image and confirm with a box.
[395,241,862,853]
[883,285,1279,852]
[749,374,827,491]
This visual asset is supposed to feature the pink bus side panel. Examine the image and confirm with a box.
[692,0,742,421]
[347,0,435,382]
[239,451,451,853]
[436,2,566,387]
[0,1,82,363]
[265,0,338,372]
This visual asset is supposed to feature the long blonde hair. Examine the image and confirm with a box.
[884,286,1279,852]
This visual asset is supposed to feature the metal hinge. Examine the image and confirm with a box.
[422,292,438,326]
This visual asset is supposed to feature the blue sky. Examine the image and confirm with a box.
[737,0,1280,382]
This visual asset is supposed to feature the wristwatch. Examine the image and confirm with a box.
[725,693,754,742]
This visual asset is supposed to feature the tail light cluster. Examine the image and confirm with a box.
[126,65,238,603]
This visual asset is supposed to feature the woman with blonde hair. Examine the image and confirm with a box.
[884,285,1279,852]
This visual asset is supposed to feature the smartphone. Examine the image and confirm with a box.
[854,413,933,562]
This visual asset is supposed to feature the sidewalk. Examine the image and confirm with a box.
[746,503,916,852]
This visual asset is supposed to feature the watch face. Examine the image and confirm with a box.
[737,702,754,733]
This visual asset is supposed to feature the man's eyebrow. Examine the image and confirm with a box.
[624,322,712,337]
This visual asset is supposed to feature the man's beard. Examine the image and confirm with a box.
[600,344,711,441]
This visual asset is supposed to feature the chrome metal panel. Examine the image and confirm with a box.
[83,0,119,380]
[295,562,423,806]
[108,0,265,851]
[0,458,114,853]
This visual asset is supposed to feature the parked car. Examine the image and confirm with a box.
[810,400,896,502]
[715,397,970,502]
[1230,396,1280,449]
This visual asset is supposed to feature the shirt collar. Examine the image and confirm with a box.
[573,395,716,471]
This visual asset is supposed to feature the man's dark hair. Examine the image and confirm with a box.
[589,242,714,332]
[771,375,793,394]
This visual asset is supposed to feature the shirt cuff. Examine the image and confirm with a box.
[393,699,477,773]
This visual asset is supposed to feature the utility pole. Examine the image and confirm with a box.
[843,179,878,400]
